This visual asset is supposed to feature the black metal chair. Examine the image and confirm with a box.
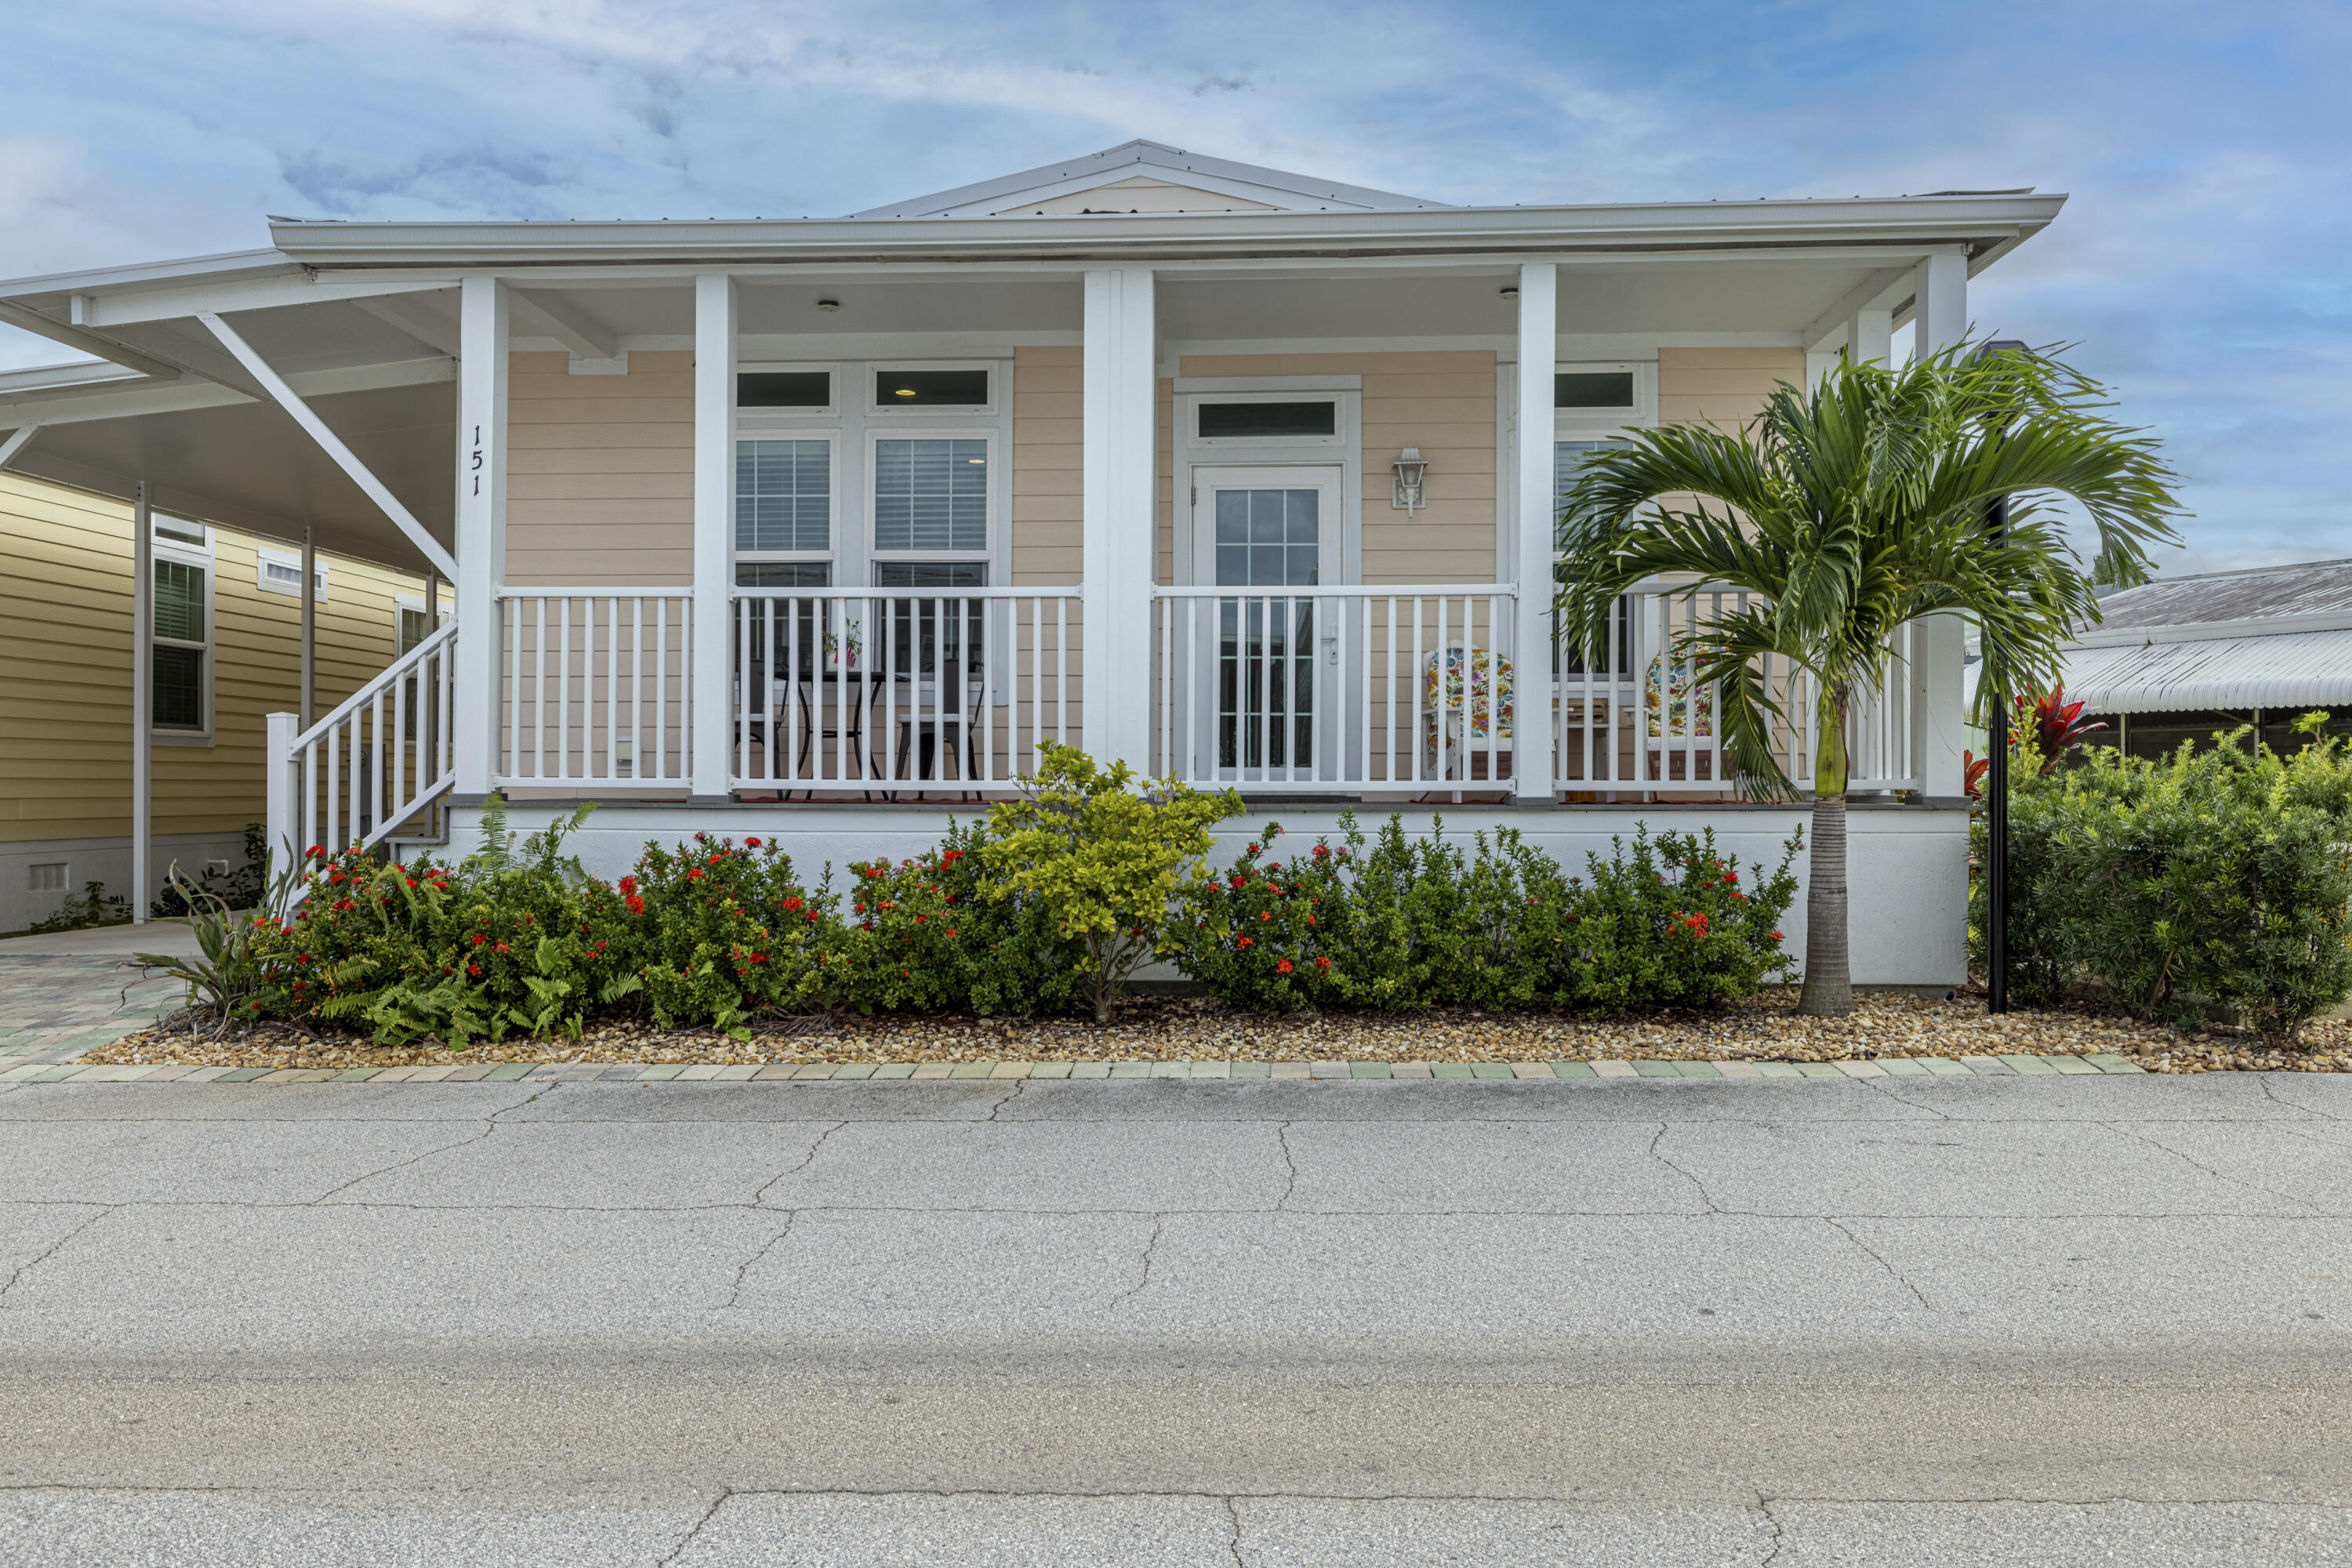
[891,670,987,802]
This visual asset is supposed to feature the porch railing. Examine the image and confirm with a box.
[496,590,695,786]
[728,587,1083,792]
[277,618,458,856]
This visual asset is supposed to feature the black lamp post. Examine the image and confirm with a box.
[1976,339,2030,1015]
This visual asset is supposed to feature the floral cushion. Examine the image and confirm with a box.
[1646,656,1715,738]
[1424,647,1514,739]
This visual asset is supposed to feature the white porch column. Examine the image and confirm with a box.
[1908,251,1969,800]
[299,524,316,728]
[691,274,737,799]
[1081,267,1156,771]
[131,481,151,923]
[1848,306,1893,368]
[1510,262,1559,803]
[452,276,508,800]
[1912,250,1968,363]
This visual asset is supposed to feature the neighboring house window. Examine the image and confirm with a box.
[150,520,212,736]
[734,437,833,586]
[256,548,328,600]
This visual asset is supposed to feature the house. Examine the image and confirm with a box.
[0,140,2060,983]
[2048,559,2352,757]
[0,471,433,933]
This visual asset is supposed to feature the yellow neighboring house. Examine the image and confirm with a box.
[0,471,428,932]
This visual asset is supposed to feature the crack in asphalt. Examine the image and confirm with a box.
[750,1121,849,1207]
[1822,1218,1933,1311]
[656,1487,731,1566]
[1758,1495,1786,1564]
[303,1121,509,1206]
[2098,1120,2321,1212]
[717,1216,797,1311]
[0,1206,117,1305]
[1222,1494,1247,1567]
[1274,1123,1298,1211]
[1647,1123,1723,1214]
[1109,1214,1164,1311]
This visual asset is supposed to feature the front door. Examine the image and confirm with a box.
[1189,467,1342,781]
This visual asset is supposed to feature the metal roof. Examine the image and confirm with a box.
[851,139,1448,218]
[2045,561,2352,713]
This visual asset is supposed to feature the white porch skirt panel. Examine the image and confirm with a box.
[448,801,1968,989]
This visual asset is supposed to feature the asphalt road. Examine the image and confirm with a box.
[3,1069,2350,1565]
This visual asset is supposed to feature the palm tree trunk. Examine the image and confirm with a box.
[1798,691,1853,1017]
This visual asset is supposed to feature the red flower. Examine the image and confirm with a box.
[807,913,819,922]
[782,896,803,911]
[1315,956,1331,970]
[1276,959,1294,974]
[1258,911,1272,922]
[1238,936,1253,949]
[470,933,485,946]
[619,876,637,895]
[946,928,958,937]
[1770,929,1784,942]
[688,868,705,880]
[746,837,762,848]
[1312,844,1329,858]
[306,845,325,858]
[466,963,481,976]
[405,877,418,888]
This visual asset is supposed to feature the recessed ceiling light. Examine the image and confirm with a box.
[895,387,916,397]
[816,298,840,312]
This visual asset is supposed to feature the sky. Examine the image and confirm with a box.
[2,0,2346,575]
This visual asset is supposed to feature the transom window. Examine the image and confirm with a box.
[1555,372,1636,410]
[875,368,989,408]
[1198,401,1336,439]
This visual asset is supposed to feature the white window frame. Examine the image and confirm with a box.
[730,430,842,585]
[736,361,841,420]
[1184,386,1351,452]
[867,360,997,419]
[150,516,215,746]
[1552,360,1657,440]
[863,426,1002,583]
[394,593,449,653]
[256,544,328,601]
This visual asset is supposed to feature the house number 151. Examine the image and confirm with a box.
[470,424,484,495]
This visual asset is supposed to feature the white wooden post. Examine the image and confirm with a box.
[453,277,508,800]
[691,273,737,799]
[1081,267,1156,770]
[1848,306,1893,368]
[299,524,316,728]
[1909,252,1969,798]
[266,710,299,873]
[1913,251,1968,364]
[131,481,151,923]
[1511,262,1559,804]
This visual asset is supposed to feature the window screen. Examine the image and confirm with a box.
[1198,401,1337,438]
[1555,372,1636,409]
[154,561,205,642]
[738,371,832,408]
[875,368,989,406]
[153,645,205,729]
[735,441,831,553]
[874,440,989,553]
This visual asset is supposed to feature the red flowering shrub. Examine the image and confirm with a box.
[1168,822,1352,1011]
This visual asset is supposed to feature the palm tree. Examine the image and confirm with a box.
[1554,342,2180,1015]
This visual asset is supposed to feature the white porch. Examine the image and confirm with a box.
[0,163,2046,982]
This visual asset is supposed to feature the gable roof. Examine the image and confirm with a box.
[851,138,1448,218]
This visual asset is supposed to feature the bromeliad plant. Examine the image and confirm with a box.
[1555,341,2181,1015]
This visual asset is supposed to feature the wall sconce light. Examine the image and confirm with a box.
[1392,447,1429,514]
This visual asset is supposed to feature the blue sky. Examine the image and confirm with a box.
[3,0,2345,573]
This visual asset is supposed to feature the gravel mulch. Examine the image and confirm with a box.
[82,988,2352,1074]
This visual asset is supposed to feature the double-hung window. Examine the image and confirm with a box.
[734,437,834,588]
[150,519,212,738]
[872,440,989,677]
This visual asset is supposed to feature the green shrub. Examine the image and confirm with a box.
[977,743,1241,1022]
[1171,815,1798,1014]
[25,881,129,935]
[610,829,834,1033]
[830,818,1088,1017]
[1974,721,2352,1046]
[1559,826,1800,1012]
[1168,822,1356,1011]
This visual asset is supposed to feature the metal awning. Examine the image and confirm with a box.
[2051,612,2352,713]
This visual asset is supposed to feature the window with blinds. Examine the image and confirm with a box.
[873,439,988,554]
[151,558,207,730]
[735,440,832,554]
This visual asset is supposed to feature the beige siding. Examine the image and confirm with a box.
[0,474,422,846]
[1010,345,1083,586]
[1657,347,1804,431]
[506,349,695,587]
[1177,350,1500,585]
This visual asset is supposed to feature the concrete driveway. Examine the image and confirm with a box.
[2,1069,2349,1565]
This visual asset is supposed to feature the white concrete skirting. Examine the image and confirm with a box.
[448,800,1968,989]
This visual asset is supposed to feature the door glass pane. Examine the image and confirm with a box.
[1554,443,1634,675]
[153,645,204,729]
[736,440,830,552]
[154,561,205,642]
[875,440,988,552]
[1210,488,1319,769]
